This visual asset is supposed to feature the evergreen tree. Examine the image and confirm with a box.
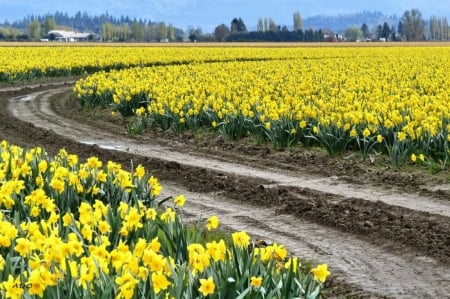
[230,17,247,33]
[361,23,370,39]
[382,22,392,39]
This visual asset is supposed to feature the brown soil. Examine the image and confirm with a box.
[1,82,450,298]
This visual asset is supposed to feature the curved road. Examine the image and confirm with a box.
[6,85,450,298]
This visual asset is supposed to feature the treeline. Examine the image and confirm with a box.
[429,15,450,40]
[207,16,323,42]
[3,11,147,34]
[345,9,450,41]
[0,11,185,41]
[100,22,184,42]
[225,29,324,42]
[1,9,449,42]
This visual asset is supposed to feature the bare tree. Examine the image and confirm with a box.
[157,22,167,41]
[27,20,41,39]
[268,18,278,32]
[257,18,264,32]
[42,17,56,35]
[264,18,269,32]
[214,24,230,41]
[401,9,425,41]
[293,11,303,31]
[167,24,175,41]
[429,16,450,40]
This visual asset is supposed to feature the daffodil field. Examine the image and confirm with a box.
[74,46,450,167]
[0,45,294,82]
[0,140,328,298]
[2,43,450,298]
[2,45,450,166]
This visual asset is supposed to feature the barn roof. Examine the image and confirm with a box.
[48,30,91,39]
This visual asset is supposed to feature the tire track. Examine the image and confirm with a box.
[6,86,450,298]
[9,88,450,217]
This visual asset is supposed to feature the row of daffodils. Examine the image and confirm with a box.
[0,46,298,82]
[0,140,329,298]
[75,46,450,166]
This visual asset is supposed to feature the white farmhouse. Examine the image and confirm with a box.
[47,30,91,42]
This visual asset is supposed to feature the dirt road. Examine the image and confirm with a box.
[2,83,450,298]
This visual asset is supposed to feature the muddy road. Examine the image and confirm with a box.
[1,83,450,298]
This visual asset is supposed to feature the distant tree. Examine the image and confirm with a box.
[429,16,450,40]
[382,22,392,39]
[230,17,247,33]
[430,16,438,40]
[225,26,323,42]
[257,18,264,32]
[42,17,56,35]
[268,18,278,32]
[188,26,202,42]
[361,23,370,39]
[214,24,230,41]
[397,21,404,40]
[443,17,450,40]
[188,33,197,42]
[17,34,29,41]
[102,22,113,40]
[391,25,397,41]
[293,11,303,31]
[239,18,247,32]
[157,22,167,41]
[131,20,144,41]
[317,29,324,41]
[174,27,184,41]
[344,26,362,41]
[376,24,383,39]
[146,24,157,41]
[401,9,425,41]
[119,23,129,41]
[264,18,269,32]
[304,28,314,42]
[27,19,41,39]
[0,26,21,40]
[167,24,175,41]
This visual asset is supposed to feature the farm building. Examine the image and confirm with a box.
[47,30,92,42]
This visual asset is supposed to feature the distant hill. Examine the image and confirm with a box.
[304,11,399,33]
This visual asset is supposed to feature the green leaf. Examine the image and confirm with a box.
[235,287,252,299]
[306,285,321,299]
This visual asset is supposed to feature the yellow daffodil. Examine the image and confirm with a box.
[250,276,262,288]
[206,215,219,231]
[232,231,250,248]
[174,194,186,207]
[198,277,215,297]
[311,263,331,283]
